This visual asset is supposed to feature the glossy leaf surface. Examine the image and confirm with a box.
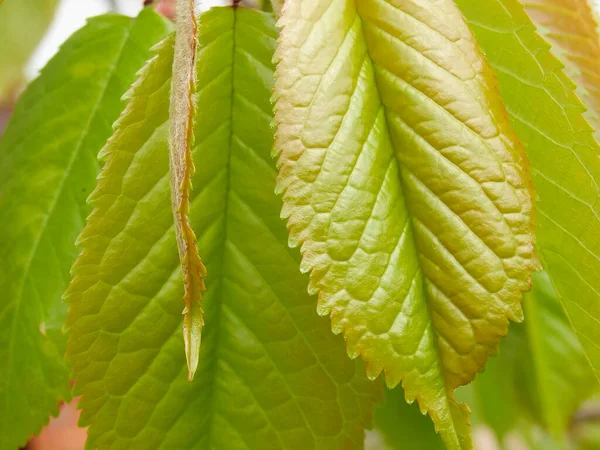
[67,8,379,450]
[273,0,537,448]
[0,10,171,449]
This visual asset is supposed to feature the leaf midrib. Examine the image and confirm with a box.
[0,18,135,448]
[202,8,238,449]
[355,6,460,446]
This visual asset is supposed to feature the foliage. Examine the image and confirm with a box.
[0,0,600,449]
[0,0,58,99]
[0,9,172,450]
[66,8,379,449]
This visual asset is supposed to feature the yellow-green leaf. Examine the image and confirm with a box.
[455,0,600,384]
[273,0,538,448]
[522,0,600,134]
[67,8,380,449]
[0,10,171,449]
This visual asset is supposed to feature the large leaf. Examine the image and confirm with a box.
[0,9,171,450]
[522,0,600,134]
[0,0,58,98]
[67,8,380,450]
[455,0,600,382]
[273,1,537,448]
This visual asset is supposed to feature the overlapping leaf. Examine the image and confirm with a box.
[67,7,379,450]
[273,0,537,448]
[169,0,206,380]
[522,0,600,134]
[0,10,170,449]
[455,0,600,383]
[370,387,444,450]
[469,273,594,444]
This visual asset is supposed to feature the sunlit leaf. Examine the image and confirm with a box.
[0,9,171,450]
[67,8,380,450]
[522,0,600,134]
[273,0,537,448]
[456,0,600,383]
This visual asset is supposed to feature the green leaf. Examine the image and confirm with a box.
[522,272,595,440]
[469,273,594,443]
[371,387,444,450]
[522,0,600,135]
[0,9,171,450]
[273,1,537,448]
[0,0,58,98]
[455,0,600,383]
[468,336,521,440]
[67,8,380,450]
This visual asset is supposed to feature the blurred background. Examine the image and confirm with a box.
[2,1,600,450]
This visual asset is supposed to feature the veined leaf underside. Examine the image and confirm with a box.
[274,0,538,448]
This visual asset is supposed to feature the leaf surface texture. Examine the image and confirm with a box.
[0,10,170,449]
[470,273,594,443]
[273,0,537,448]
[67,8,379,450]
[456,0,600,383]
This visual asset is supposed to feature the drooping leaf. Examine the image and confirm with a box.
[67,8,380,450]
[0,9,171,450]
[522,0,600,134]
[455,0,600,383]
[169,0,206,381]
[0,0,58,98]
[0,9,171,449]
[273,1,537,448]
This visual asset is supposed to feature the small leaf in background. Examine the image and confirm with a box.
[0,0,58,100]
[369,387,444,450]
[67,8,380,449]
[455,0,600,384]
[0,9,171,450]
[273,0,537,447]
[521,273,595,441]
